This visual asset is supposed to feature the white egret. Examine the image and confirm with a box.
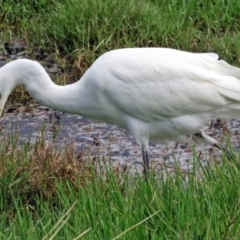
[0,48,240,174]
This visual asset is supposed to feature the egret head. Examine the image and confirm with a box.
[0,59,54,118]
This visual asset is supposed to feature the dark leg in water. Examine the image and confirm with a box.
[142,148,149,179]
[214,144,232,161]
[194,130,232,161]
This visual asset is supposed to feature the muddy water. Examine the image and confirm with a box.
[1,42,240,174]
[2,102,240,174]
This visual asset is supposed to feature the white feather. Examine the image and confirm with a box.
[0,48,240,168]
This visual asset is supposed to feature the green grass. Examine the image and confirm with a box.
[2,0,240,100]
[0,132,240,239]
[2,0,240,103]
[1,0,240,67]
[1,0,240,239]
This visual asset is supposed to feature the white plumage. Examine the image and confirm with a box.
[0,48,240,172]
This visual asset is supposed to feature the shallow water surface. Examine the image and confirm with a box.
[1,103,239,174]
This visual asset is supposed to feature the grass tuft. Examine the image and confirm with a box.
[1,0,240,66]
[0,128,240,239]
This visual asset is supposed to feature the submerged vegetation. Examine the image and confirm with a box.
[1,0,240,239]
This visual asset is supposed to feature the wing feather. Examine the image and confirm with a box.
[91,48,240,123]
[92,48,240,122]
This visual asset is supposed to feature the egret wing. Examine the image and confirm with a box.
[94,48,240,122]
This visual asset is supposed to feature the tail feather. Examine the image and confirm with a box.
[209,59,240,103]
[214,60,240,79]
[198,53,219,60]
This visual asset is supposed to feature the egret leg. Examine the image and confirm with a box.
[213,143,232,161]
[142,148,149,178]
[195,130,232,161]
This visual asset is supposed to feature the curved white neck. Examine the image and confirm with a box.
[0,59,99,117]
